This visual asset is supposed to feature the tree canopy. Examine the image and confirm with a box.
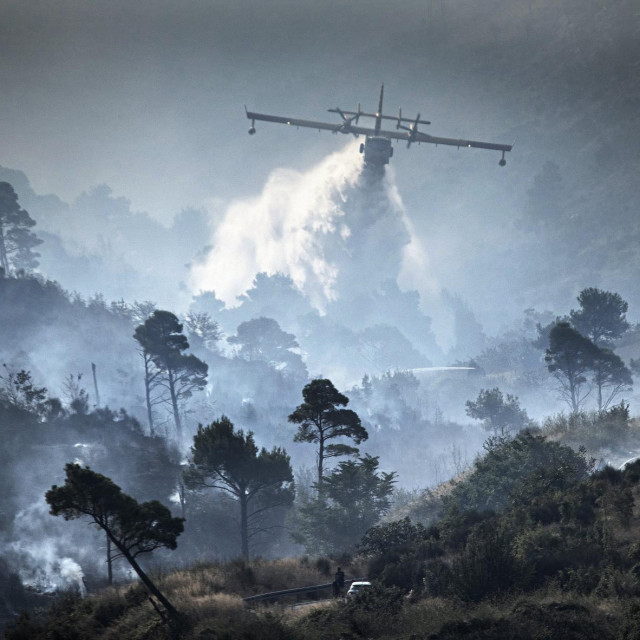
[569,287,630,347]
[0,181,42,274]
[545,322,600,412]
[46,463,184,619]
[591,348,633,411]
[134,310,208,443]
[465,388,530,435]
[444,429,594,516]
[186,416,294,558]
[292,454,396,555]
[228,316,307,379]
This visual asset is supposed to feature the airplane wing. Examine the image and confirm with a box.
[378,127,513,152]
[247,110,353,133]
[246,109,512,152]
[246,109,381,136]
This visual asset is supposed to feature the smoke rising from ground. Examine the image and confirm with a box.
[6,502,87,595]
[190,144,427,313]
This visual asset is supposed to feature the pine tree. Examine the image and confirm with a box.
[0,182,42,275]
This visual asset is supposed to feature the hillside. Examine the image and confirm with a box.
[7,429,640,639]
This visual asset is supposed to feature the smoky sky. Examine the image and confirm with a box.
[0,0,527,219]
[1,0,638,333]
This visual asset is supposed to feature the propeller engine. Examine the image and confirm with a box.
[335,107,361,136]
[407,113,421,148]
[396,112,422,148]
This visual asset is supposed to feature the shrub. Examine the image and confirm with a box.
[376,555,425,591]
[619,599,640,640]
[451,520,522,602]
[314,557,332,576]
[358,517,429,556]
[422,559,453,598]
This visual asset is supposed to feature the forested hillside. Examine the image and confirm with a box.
[1,0,640,637]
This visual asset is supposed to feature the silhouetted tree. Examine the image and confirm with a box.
[545,322,599,412]
[183,311,222,350]
[46,463,184,621]
[569,288,629,346]
[289,378,368,488]
[134,311,208,444]
[130,299,157,325]
[292,455,395,554]
[591,348,633,411]
[62,372,89,415]
[186,416,294,559]
[0,182,42,274]
[0,366,47,415]
[234,272,312,328]
[228,316,306,379]
[133,321,164,435]
[532,316,565,351]
[465,388,530,436]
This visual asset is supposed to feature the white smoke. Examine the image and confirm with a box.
[189,142,431,311]
[6,500,87,596]
[58,557,87,597]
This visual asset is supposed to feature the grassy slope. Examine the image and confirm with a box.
[6,466,640,640]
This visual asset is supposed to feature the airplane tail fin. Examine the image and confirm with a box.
[375,84,384,135]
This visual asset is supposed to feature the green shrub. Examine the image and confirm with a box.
[619,599,640,640]
[314,557,332,576]
[556,566,602,594]
[358,517,429,556]
[422,559,453,597]
[451,520,522,602]
[376,555,425,591]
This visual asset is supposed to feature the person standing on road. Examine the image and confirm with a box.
[335,567,345,595]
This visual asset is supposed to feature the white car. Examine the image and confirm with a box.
[347,581,372,597]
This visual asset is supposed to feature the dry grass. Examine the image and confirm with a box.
[171,591,245,622]
[156,555,366,603]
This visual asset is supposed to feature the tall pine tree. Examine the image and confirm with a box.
[0,182,42,274]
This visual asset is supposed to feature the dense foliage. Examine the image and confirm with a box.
[186,416,294,559]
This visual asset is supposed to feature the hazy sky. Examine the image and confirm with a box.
[2,0,636,334]
[0,0,520,218]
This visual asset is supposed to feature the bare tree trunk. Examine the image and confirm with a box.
[91,362,101,407]
[143,354,156,436]
[317,436,325,490]
[569,375,579,413]
[597,379,603,413]
[106,530,180,622]
[168,369,183,446]
[106,535,113,585]
[0,224,9,274]
[177,479,187,519]
[240,492,249,559]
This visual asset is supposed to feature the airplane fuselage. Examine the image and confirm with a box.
[360,136,393,167]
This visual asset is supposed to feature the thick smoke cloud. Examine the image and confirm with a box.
[190,143,427,313]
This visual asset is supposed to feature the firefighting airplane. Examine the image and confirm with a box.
[245,85,512,168]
